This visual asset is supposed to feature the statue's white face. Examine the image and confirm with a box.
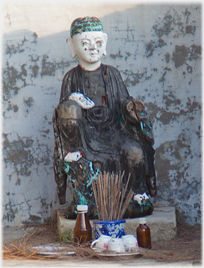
[69,31,107,71]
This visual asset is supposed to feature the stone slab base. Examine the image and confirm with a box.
[56,204,177,242]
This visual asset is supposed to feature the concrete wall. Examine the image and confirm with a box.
[2,1,202,226]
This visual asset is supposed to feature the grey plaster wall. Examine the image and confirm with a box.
[2,3,202,226]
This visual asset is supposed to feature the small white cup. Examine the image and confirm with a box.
[91,235,111,252]
[122,234,138,252]
[108,238,125,253]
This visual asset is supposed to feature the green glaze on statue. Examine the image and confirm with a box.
[64,159,100,219]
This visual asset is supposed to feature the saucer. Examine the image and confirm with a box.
[93,249,141,258]
[32,245,75,256]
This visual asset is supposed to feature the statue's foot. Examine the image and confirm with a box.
[133,193,150,203]
[64,151,82,162]
[123,192,154,219]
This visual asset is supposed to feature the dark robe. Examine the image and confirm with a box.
[53,64,156,218]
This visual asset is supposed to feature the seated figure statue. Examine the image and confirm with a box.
[53,16,157,219]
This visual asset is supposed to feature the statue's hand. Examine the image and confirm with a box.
[126,100,139,123]
[133,100,151,122]
[132,100,145,113]
[124,98,149,125]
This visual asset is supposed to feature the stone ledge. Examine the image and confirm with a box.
[56,204,177,242]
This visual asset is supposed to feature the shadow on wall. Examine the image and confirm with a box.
[2,3,202,226]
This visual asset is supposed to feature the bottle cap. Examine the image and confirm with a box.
[139,217,146,224]
[77,204,88,212]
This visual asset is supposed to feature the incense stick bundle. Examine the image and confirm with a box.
[91,171,133,221]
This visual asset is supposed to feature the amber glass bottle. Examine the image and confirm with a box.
[74,205,92,245]
[136,217,151,249]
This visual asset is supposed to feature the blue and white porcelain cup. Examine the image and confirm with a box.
[93,219,126,239]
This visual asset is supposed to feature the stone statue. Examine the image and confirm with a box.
[53,17,157,219]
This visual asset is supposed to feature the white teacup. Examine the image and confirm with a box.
[122,234,138,252]
[108,238,125,253]
[91,235,111,252]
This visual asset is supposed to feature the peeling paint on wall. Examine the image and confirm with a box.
[2,3,202,226]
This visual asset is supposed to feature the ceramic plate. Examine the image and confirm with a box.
[32,245,75,256]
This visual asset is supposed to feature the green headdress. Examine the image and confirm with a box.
[70,16,103,37]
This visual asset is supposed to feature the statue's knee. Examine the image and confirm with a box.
[127,146,144,166]
[67,118,80,130]
[57,100,82,120]
[57,101,82,139]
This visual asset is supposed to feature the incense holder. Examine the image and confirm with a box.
[93,219,126,239]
